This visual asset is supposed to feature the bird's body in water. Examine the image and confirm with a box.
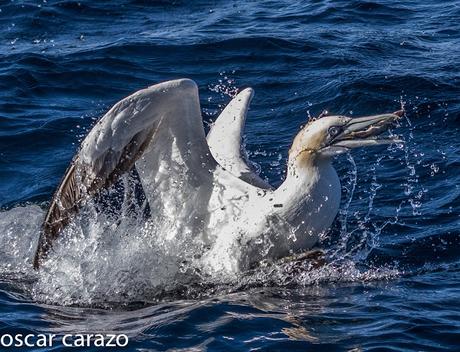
[200,152,342,274]
[33,79,402,276]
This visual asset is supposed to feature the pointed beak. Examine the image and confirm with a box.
[333,110,403,148]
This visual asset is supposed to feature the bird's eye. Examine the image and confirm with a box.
[328,126,341,137]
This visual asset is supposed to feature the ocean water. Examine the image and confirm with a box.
[1,0,460,351]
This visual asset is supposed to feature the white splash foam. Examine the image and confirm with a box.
[0,204,43,275]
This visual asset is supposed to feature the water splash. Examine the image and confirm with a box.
[0,204,42,276]
[208,71,239,101]
[0,176,406,307]
[327,152,357,259]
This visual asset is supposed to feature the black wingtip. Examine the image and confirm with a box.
[33,233,47,270]
[33,255,40,270]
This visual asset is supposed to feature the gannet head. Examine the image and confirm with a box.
[289,110,403,164]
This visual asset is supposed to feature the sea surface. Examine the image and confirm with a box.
[1,0,460,351]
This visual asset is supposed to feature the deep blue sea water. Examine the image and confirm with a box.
[1,0,460,351]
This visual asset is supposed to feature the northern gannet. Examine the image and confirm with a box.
[33,79,402,275]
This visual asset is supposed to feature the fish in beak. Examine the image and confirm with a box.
[332,110,404,149]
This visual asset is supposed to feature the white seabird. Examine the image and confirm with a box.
[33,79,402,275]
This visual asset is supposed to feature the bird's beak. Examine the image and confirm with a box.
[333,110,404,148]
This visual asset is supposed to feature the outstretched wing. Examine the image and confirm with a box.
[34,79,232,269]
[207,89,271,189]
